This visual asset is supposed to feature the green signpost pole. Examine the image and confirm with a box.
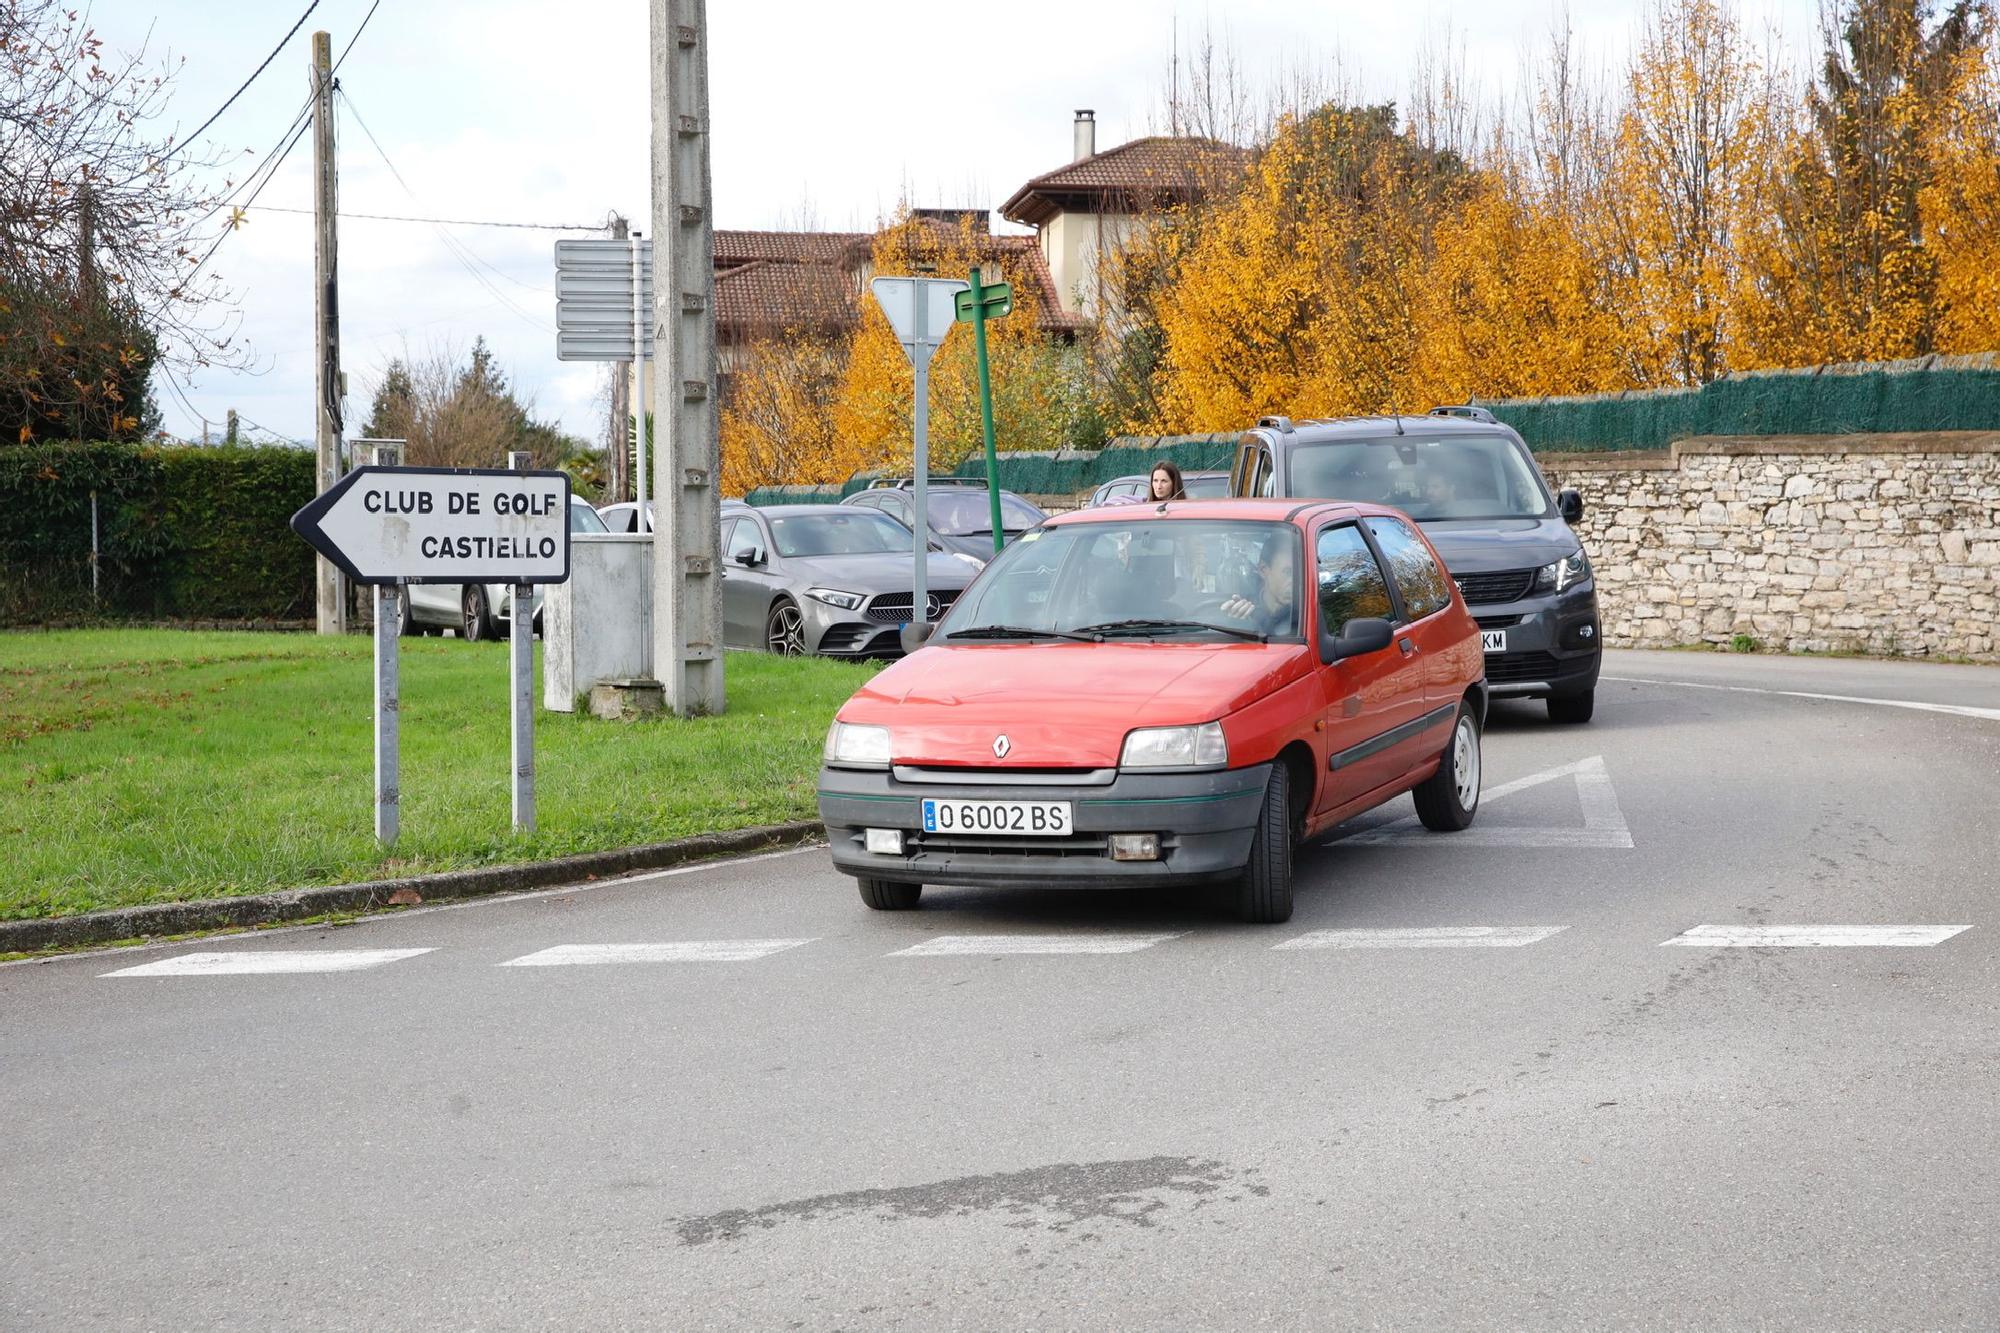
[968,266,1004,555]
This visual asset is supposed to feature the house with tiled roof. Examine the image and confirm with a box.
[999,110,1251,320]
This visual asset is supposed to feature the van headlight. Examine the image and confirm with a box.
[823,721,891,769]
[1533,549,1591,594]
[1120,722,1228,770]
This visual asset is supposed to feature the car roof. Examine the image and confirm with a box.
[1045,497,1406,527]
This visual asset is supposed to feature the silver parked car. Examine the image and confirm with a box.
[1086,470,1231,506]
[401,495,607,640]
[840,484,1046,563]
[721,505,981,657]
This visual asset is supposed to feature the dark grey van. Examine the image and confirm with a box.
[1230,408,1600,723]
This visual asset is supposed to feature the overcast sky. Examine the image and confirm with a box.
[95,0,1820,448]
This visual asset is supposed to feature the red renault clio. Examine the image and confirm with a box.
[817,500,1487,922]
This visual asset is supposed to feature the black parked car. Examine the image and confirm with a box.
[1229,406,1600,723]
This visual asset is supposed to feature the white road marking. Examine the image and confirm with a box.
[499,940,813,966]
[892,934,1183,957]
[1275,926,1567,950]
[1342,755,1633,848]
[6,845,822,970]
[1604,675,2000,724]
[103,948,435,977]
[1661,924,1973,948]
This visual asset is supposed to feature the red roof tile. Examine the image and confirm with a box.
[712,260,859,338]
[1000,136,1251,226]
[714,229,869,268]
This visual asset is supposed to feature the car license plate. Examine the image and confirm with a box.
[921,799,1072,836]
[1480,629,1507,653]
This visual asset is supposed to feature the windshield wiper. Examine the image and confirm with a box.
[1071,618,1268,642]
[943,624,1096,642]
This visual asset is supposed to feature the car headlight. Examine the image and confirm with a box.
[1533,549,1591,594]
[805,587,864,611]
[823,721,891,768]
[1120,722,1228,770]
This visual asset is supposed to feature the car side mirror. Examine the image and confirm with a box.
[900,621,936,654]
[734,547,764,568]
[1323,616,1394,664]
[1558,487,1584,524]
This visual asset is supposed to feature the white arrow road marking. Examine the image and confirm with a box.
[103,948,435,977]
[1341,755,1633,848]
[893,934,1184,957]
[1661,924,1973,948]
[1603,676,2000,724]
[1274,926,1568,950]
[499,940,814,966]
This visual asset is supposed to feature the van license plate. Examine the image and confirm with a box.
[1480,630,1507,653]
[921,799,1072,836]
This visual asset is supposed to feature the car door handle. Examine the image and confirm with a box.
[1398,637,1417,656]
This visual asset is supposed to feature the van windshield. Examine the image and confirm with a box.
[1286,434,1552,521]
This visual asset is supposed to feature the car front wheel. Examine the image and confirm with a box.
[462,585,496,642]
[766,597,805,656]
[856,877,921,910]
[1413,703,1481,831]
[1233,763,1295,924]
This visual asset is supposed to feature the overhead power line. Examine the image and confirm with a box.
[175,1,320,154]
[247,205,599,231]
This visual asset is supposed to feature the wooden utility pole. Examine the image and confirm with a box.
[649,0,724,714]
[311,30,346,634]
[608,213,631,503]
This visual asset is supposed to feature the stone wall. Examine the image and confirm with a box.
[1538,432,2000,660]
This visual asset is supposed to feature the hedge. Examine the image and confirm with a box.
[0,441,316,626]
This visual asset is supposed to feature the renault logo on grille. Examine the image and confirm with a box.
[992,734,1011,759]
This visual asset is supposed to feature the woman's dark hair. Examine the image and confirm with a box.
[1149,460,1187,500]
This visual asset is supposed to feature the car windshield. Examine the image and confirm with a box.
[1286,434,1552,521]
[769,511,913,557]
[939,519,1300,641]
[570,502,608,533]
[924,491,1044,536]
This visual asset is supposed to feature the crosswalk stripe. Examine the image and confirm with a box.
[103,949,435,977]
[1274,926,1567,950]
[499,940,814,966]
[892,934,1183,957]
[1661,925,1972,948]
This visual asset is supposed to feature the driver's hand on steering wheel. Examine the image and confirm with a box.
[1219,594,1256,620]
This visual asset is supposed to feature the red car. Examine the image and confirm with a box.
[817,500,1487,922]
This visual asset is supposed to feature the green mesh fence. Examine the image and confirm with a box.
[1485,358,2000,453]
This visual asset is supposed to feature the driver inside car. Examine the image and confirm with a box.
[1218,531,1298,637]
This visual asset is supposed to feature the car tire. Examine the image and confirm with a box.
[1232,763,1295,924]
[856,876,921,910]
[766,597,805,656]
[462,585,496,642]
[1547,689,1595,725]
[1413,702,1481,832]
[397,590,420,638]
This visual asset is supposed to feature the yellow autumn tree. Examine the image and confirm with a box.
[834,211,1097,476]
[718,331,854,494]
[1921,41,2000,353]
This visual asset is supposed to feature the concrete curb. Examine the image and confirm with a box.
[0,821,826,954]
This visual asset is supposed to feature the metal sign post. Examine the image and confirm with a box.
[870,276,967,632]
[956,268,1015,555]
[507,451,536,833]
[291,461,571,842]
[367,441,403,845]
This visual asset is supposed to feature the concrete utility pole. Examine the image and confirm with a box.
[649,0,724,715]
[607,213,631,504]
[311,30,346,635]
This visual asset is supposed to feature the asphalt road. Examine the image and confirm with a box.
[5,648,1998,1330]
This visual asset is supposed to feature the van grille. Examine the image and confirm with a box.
[1454,569,1537,605]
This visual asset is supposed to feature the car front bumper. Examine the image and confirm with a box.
[1473,582,1602,698]
[818,762,1273,889]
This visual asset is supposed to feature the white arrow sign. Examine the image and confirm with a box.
[291,466,572,585]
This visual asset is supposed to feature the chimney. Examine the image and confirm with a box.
[1073,109,1096,162]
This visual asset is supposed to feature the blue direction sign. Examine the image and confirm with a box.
[291,466,572,586]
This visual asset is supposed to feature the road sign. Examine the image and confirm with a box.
[555,238,654,360]
[871,277,968,364]
[955,281,1013,322]
[291,466,573,586]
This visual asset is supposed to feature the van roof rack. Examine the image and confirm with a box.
[866,476,989,490]
[1428,404,1497,424]
[1255,415,1294,434]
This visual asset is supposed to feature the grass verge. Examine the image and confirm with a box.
[1,629,875,920]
